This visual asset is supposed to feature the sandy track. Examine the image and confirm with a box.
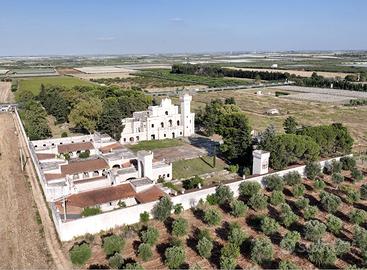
[0,113,51,269]
[0,82,13,103]
[10,112,71,269]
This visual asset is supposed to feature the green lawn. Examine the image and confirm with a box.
[18,76,94,95]
[127,139,185,152]
[173,156,226,179]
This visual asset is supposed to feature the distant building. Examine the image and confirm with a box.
[266,108,280,115]
[271,64,278,69]
[120,94,195,143]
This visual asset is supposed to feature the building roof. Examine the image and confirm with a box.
[44,173,65,182]
[57,142,94,154]
[65,183,136,208]
[60,158,109,175]
[99,143,124,154]
[36,153,56,160]
[135,186,166,204]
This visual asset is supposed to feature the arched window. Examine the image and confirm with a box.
[129,137,134,142]
[177,120,180,126]
[161,122,164,128]
[136,136,139,141]
[169,120,172,127]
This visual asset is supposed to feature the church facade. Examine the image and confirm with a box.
[120,94,195,143]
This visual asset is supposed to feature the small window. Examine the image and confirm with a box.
[180,132,182,135]
[167,174,170,178]
[82,140,85,142]
[165,111,168,115]
[71,141,74,143]
[161,122,164,128]
[151,124,154,128]
[164,134,166,138]
[43,144,46,147]
[177,120,180,126]
[34,145,38,148]
[60,142,63,145]
[51,143,55,146]
[123,138,126,142]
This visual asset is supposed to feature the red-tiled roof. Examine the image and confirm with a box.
[64,184,136,208]
[36,153,56,160]
[135,186,166,204]
[99,143,124,153]
[73,176,107,184]
[61,158,109,175]
[57,142,94,154]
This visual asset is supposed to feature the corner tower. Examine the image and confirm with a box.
[180,94,195,137]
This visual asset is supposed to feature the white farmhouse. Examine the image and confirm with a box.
[120,94,195,143]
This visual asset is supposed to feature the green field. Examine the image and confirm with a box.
[18,76,94,95]
[172,156,226,179]
[127,138,185,152]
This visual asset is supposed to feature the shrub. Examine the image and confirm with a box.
[206,193,219,205]
[197,228,212,241]
[81,206,101,217]
[248,193,268,210]
[173,203,184,215]
[320,192,342,213]
[140,211,149,223]
[141,226,159,246]
[331,160,343,174]
[138,243,152,261]
[305,162,321,180]
[351,168,363,182]
[314,178,326,190]
[354,226,367,250]
[215,185,234,205]
[103,235,125,256]
[69,243,91,266]
[108,253,124,269]
[220,255,237,270]
[340,156,356,171]
[334,239,351,257]
[239,181,261,197]
[196,237,213,258]
[221,243,240,259]
[171,237,183,247]
[264,175,284,191]
[304,220,327,242]
[326,214,343,235]
[279,260,299,270]
[228,223,247,246]
[279,204,298,227]
[291,184,305,197]
[251,237,274,264]
[331,173,344,186]
[78,150,90,159]
[283,171,302,186]
[152,196,173,221]
[172,218,188,237]
[182,175,203,190]
[280,231,301,253]
[308,241,337,267]
[349,209,367,225]
[295,198,309,209]
[165,246,185,269]
[124,263,143,270]
[228,164,239,173]
[260,217,279,235]
[270,190,285,206]
[362,184,367,200]
[303,205,318,220]
[61,131,68,137]
[203,208,222,226]
[343,186,361,204]
[230,200,248,217]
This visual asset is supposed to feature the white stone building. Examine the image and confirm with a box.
[120,94,195,143]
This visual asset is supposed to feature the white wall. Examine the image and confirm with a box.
[54,156,347,241]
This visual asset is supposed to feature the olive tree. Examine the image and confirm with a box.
[303,205,318,220]
[152,196,173,221]
[230,200,248,217]
[239,181,261,197]
[264,174,284,191]
[204,208,222,226]
[220,255,237,270]
[228,222,248,246]
[280,231,301,253]
[283,171,302,186]
[165,246,185,269]
[260,217,279,235]
[334,239,351,257]
[270,190,285,206]
[172,218,188,237]
[351,168,363,182]
[305,162,321,180]
[308,241,337,267]
[215,184,234,205]
[251,237,274,264]
[304,220,327,242]
[69,242,92,266]
[196,237,213,258]
[291,184,305,197]
[248,193,268,210]
[279,260,299,270]
[103,235,125,256]
[280,203,298,227]
[138,243,152,261]
[326,214,343,235]
[141,226,159,246]
[320,192,341,213]
[349,209,367,225]
[340,156,356,170]
[361,184,367,200]
[108,253,124,269]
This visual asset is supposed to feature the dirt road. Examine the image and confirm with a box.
[0,113,51,269]
[0,82,13,103]
[11,112,71,269]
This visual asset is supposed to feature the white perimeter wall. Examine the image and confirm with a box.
[54,156,347,241]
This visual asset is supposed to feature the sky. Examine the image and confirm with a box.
[0,0,366,56]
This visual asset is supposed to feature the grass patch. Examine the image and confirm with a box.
[127,139,184,152]
[18,76,94,95]
[173,156,226,179]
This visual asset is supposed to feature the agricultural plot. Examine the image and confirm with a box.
[75,66,135,74]
[17,76,94,95]
[190,89,367,149]
[65,161,367,269]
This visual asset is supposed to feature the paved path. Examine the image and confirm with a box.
[0,82,13,103]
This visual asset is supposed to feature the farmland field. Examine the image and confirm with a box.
[17,76,94,95]
[189,88,367,150]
